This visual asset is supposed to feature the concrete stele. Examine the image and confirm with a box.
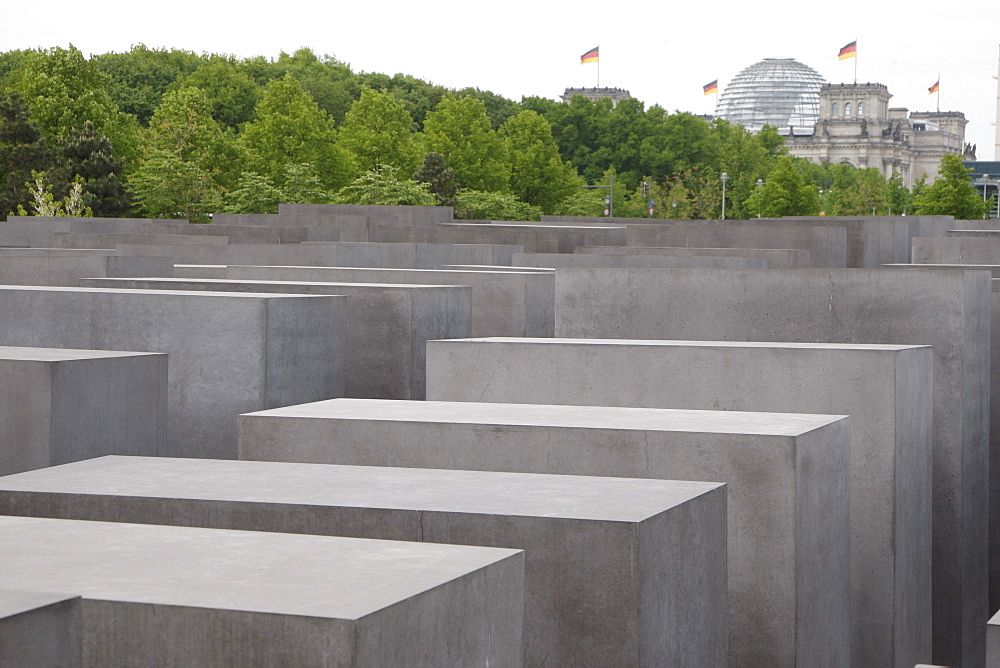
[0,515,523,665]
[0,346,167,476]
[238,398,851,667]
[0,455,727,667]
[551,266,990,667]
[0,590,81,667]
[425,337,933,667]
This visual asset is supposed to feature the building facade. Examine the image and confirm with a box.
[560,87,632,106]
[785,83,973,186]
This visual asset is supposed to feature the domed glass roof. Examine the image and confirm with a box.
[716,58,827,133]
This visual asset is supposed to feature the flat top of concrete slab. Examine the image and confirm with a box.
[0,456,723,523]
[0,589,79,619]
[92,277,460,290]
[0,516,520,620]
[0,285,337,299]
[441,223,626,230]
[0,248,116,255]
[433,337,930,352]
[442,265,554,272]
[0,346,165,362]
[245,398,846,437]
[884,263,1000,269]
[218,264,548,277]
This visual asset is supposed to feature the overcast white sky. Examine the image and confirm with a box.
[6,0,999,160]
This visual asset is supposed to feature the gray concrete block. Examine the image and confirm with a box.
[0,455,727,667]
[545,215,913,267]
[0,346,167,476]
[883,266,1000,615]
[619,221,848,267]
[0,515,522,666]
[207,265,553,337]
[509,251,767,269]
[552,267,990,667]
[0,248,174,285]
[113,241,518,269]
[441,264,554,272]
[52,232,230,247]
[0,286,345,459]
[988,611,1000,667]
[81,278,468,400]
[0,590,81,667]
[576,244,812,268]
[911,236,1000,264]
[884,263,1000,278]
[375,222,627,253]
[426,337,933,667]
[239,398,851,667]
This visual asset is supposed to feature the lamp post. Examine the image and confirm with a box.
[755,178,763,218]
[984,175,990,219]
[720,172,728,220]
[581,172,614,218]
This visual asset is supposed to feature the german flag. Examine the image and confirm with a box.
[928,80,940,94]
[703,80,718,95]
[838,41,857,60]
[581,46,599,64]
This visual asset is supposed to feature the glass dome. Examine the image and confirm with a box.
[716,58,827,133]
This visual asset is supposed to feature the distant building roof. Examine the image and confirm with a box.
[716,58,827,132]
[561,87,632,106]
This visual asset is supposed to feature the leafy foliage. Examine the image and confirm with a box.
[52,121,129,216]
[337,165,437,206]
[5,45,140,164]
[0,91,56,214]
[412,152,457,207]
[127,148,223,222]
[338,88,420,175]
[239,74,357,190]
[914,153,992,219]
[502,110,579,214]
[421,97,509,193]
[454,188,541,221]
[744,156,819,217]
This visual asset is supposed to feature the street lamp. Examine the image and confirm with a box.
[720,172,729,220]
[755,178,763,218]
[984,175,990,219]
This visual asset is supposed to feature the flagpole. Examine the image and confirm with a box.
[937,73,941,112]
[597,52,600,88]
[854,38,858,84]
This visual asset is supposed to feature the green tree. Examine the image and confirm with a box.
[5,45,141,165]
[454,87,520,129]
[239,74,357,190]
[127,148,222,222]
[914,153,991,219]
[92,45,201,126]
[52,121,129,217]
[453,189,541,221]
[223,162,333,214]
[268,48,359,124]
[744,156,820,217]
[0,92,56,214]
[16,171,92,217]
[180,59,260,130]
[421,96,509,193]
[502,110,578,214]
[223,171,284,214]
[338,88,420,175]
[337,165,437,206]
[551,188,605,217]
[713,120,784,219]
[412,152,457,207]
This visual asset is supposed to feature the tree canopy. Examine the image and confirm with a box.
[0,43,971,220]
